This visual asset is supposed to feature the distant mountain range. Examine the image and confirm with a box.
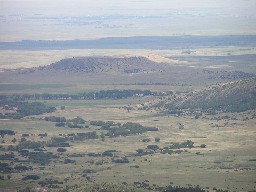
[1,35,256,50]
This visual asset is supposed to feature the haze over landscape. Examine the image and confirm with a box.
[1,0,256,41]
[0,1,255,192]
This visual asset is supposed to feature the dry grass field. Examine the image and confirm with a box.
[0,96,255,192]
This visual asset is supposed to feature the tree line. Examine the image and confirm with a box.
[0,89,171,101]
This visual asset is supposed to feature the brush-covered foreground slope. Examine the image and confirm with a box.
[152,78,256,113]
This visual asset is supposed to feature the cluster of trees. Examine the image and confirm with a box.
[86,150,117,158]
[64,158,75,164]
[135,140,195,156]
[17,140,46,150]
[22,175,40,181]
[0,162,32,173]
[2,139,61,165]
[38,178,63,187]
[74,131,98,140]
[102,150,117,157]
[112,157,129,164]
[168,140,194,149]
[57,148,67,153]
[21,151,58,165]
[45,116,87,128]
[105,122,158,137]
[16,102,55,117]
[0,153,15,160]
[0,162,12,173]
[0,100,56,119]
[90,120,115,127]
[162,185,205,192]
[47,131,99,146]
[160,140,194,155]
[0,130,15,135]
[87,121,158,137]
[45,116,66,122]
[45,116,86,124]
[47,137,70,147]
[14,165,32,172]
[136,149,154,156]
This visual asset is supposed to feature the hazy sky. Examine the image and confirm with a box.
[1,0,256,41]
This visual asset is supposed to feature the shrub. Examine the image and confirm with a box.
[0,163,12,173]
[90,120,106,126]
[147,145,159,151]
[0,130,15,135]
[55,122,66,127]
[64,159,75,164]
[83,169,97,173]
[17,141,45,150]
[38,133,47,137]
[112,157,129,163]
[70,116,85,124]
[67,123,83,128]
[18,187,37,192]
[14,165,31,172]
[22,175,40,180]
[169,140,194,149]
[45,116,66,122]
[102,151,114,157]
[142,138,151,142]
[163,185,205,192]
[38,178,63,187]
[57,148,67,153]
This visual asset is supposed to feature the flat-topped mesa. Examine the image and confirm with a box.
[38,55,173,74]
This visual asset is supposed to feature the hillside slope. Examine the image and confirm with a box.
[153,78,256,113]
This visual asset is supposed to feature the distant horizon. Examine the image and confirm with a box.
[1,35,256,51]
[1,34,256,42]
[1,0,256,41]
